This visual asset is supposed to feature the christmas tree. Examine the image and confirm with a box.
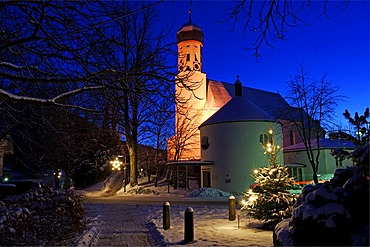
[241,128,297,229]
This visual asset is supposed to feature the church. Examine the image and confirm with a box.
[167,13,355,193]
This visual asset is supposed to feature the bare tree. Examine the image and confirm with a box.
[283,65,343,184]
[167,106,202,162]
[94,1,175,186]
[0,1,112,109]
[226,0,353,57]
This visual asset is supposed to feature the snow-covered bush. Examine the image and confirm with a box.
[0,187,85,246]
[273,166,369,246]
[126,185,160,195]
[189,187,232,197]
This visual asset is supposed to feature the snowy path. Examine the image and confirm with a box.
[151,205,273,246]
[83,201,273,247]
[84,203,162,246]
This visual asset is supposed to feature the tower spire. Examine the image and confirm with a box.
[188,9,192,23]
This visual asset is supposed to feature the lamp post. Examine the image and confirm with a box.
[123,165,127,192]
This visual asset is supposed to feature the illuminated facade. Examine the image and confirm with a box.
[170,14,354,192]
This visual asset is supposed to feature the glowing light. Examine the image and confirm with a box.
[254,169,259,174]
[267,147,272,152]
[110,157,123,171]
[266,143,271,147]
[269,129,273,134]
[249,194,258,203]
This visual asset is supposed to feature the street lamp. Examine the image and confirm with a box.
[110,157,123,171]
[123,166,127,192]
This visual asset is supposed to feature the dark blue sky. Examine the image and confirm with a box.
[156,0,369,131]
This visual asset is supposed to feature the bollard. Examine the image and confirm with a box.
[163,201,170,230]
[184,207,194,244]
[229,195,236,221]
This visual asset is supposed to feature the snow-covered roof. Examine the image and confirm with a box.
[206,79,292,118]
[284,138,357,151]
[200,94,277,127]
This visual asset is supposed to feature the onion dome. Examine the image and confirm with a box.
[176,10,204,43]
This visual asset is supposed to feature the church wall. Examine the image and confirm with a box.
[283,148,354,182]
[200,121,283,193]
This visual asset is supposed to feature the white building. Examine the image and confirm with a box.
[168,13,355,193]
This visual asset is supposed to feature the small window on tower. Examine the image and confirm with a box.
[186,53,190,61]
[195,53,198,61]
[186,44,190,47]
[195,44,198,48]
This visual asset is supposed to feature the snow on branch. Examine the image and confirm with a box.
[0,86,104,111]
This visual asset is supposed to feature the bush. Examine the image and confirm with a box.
[0,187,85,246]
[273,166,369,246]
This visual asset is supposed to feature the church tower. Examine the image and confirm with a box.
[171,11,208,160]
[176,10,203,73]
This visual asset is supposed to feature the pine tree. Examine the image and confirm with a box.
[241,128,297,228]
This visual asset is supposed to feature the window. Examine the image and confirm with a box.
[259,133,270,145]
[289,167,303,181]
[186,53,190,61]
[201,136,210,150]
[335,157,343,167]
[289,130,295,145]
[195,53,198,61]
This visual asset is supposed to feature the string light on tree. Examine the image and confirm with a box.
[241,128,297,229]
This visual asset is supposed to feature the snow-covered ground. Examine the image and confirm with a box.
[79,176,273,246]
[149,205,273,246]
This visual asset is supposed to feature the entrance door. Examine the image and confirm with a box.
[202,170,211,188]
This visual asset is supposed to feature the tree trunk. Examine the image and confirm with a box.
[128,142,137,186]
[313,172,319,184]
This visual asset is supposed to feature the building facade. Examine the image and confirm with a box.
[169,14,353,193]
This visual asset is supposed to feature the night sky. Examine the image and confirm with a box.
[156,0,369,131]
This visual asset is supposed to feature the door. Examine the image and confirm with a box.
[202,170,211,188]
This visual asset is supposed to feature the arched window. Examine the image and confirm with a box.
[186,53,190,61]
[195,53,198,61]
[259,133,270,145]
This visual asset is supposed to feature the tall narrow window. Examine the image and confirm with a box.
[335,157,343,167]
[195,53,198,61]
[289,167,303,181]
[289,130,295,145]
[186,53,190,61]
